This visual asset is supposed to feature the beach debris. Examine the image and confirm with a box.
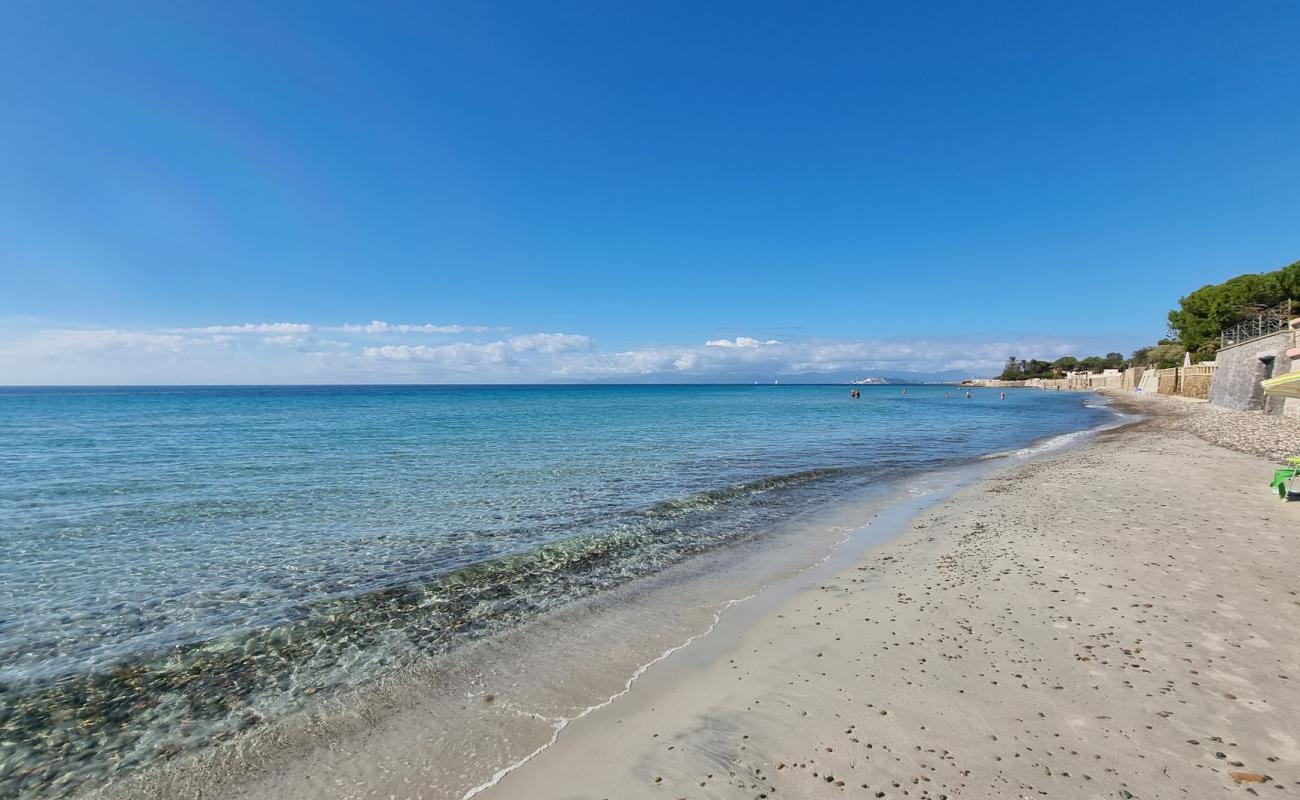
[1230,772,1269,783]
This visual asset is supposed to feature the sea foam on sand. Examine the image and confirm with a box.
[106,402,1299,800]
[446,415,1300,799]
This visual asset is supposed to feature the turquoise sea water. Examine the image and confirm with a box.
[0,384,1110,796]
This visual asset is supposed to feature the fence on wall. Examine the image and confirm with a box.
[1219,300,1294,349]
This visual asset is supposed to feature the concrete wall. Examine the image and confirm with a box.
[1156,368,1178,395]
[1121,367,1143,392]
[1207,330,1296,413]
[1150,365,1216,399]
[1028,373,1122,391]
[1180,367,1214,400]
[1026,365,1209,398]
[982,363,1207,401]
[966,379,1030,388]
[1092,373,1124,390]
[1137,369,1159,394]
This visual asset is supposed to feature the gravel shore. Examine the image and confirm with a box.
[1101,389,1300,461]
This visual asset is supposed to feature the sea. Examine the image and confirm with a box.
[0,384,1116,797]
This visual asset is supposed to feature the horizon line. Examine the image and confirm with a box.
[0,380,970,389]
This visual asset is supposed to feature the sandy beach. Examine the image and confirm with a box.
[466,398,1298,799]
[8,6,1299,799]
[141,395,1290,800]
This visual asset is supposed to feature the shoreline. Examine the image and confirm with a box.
[468,401,1299,798]
[20,393,1291,797]
[81,405,1123,800]
[455,446,1079,800]
[184,394,1300,800]
[9,386,1114,800]
[89,392,1300,800]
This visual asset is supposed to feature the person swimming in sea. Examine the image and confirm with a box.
[966,389,972,399]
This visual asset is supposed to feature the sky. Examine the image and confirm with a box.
[1,1,1297,384]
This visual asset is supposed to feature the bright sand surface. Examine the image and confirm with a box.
[470,411,1300,798]
[136,404,1299,800]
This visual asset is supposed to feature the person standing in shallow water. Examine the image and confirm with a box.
[1000,391,1006,400]
[966,389,972,399]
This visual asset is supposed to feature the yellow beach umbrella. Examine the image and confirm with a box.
[1262,370,1300,400]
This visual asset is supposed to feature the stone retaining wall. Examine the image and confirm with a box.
[1208,330,1295,412]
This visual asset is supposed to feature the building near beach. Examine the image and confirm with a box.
[1208,303,1300,416]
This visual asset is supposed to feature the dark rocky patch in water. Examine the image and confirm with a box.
[1,468,867,799]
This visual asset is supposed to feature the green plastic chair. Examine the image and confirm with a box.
[1271,457,1300,500]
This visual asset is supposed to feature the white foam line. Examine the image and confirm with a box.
[985,404,1144,462]
[457,591,756,799]
[463,413,1117,799]
[498,705,556,725]
[459,514,878,800]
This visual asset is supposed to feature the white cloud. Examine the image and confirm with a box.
[361,342,510,369]
[23,329,191,354]
[0,319,1102,384]
[506,333,592,353]
[180,322,313,334]
[262,335,308,347]
[704,337,781,348]
[340,321,488,334]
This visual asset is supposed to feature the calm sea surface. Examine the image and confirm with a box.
[0,384,1110,796]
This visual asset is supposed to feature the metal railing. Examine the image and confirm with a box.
[1219,299,1294,348]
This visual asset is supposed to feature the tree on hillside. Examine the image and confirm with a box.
[1077,355,1105,373]
[1051,356,1078,373]
[994,351,1133,380]
[1131,342,1186,369]
[1168,259,1300,359]
[998,358,1056,381]
[1024,359,1053,378]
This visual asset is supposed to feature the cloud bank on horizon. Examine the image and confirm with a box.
[0,320,1097,385]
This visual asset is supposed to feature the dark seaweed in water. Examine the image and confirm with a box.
[0,466,866,799]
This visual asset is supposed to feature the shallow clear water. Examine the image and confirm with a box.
[0,384,1108,796]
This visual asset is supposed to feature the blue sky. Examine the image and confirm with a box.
[1,1,1297,383]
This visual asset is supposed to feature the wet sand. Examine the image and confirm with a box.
[467,417,1300,798]
[113,410,1300,800]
